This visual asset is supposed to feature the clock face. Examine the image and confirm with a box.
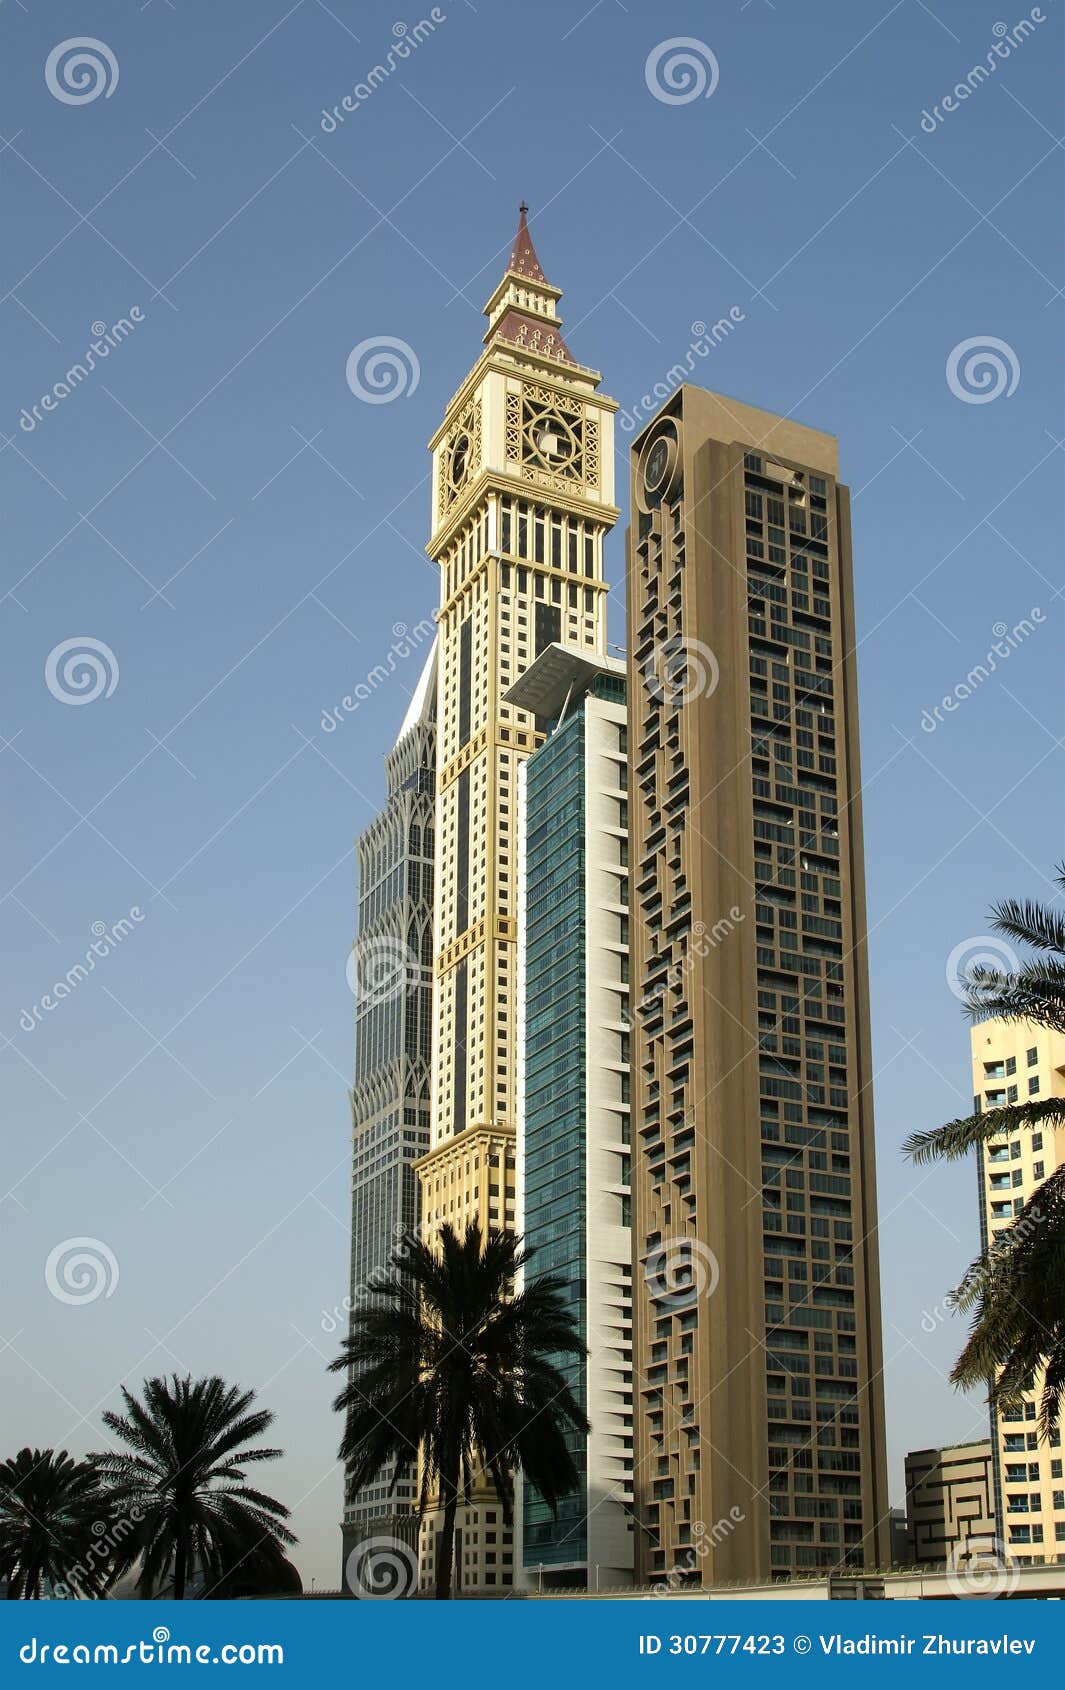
[524,404,582,476]
[448,431,471,489]
[638,423,679,508]
[532,417,570,462]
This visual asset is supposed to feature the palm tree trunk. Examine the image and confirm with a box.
[173,1533,188,1601]
[434,1462,460,1601]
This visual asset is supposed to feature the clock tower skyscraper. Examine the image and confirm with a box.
[416,209,619,1592]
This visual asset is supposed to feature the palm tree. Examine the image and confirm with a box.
[0,1448,111,1598]
[330,1222,589,1600]
[904,868,1065,1435]
[93,1375,295,1599]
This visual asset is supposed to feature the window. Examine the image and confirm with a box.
[1029,1077,1041,1095]
[1027,1046,1038,1065]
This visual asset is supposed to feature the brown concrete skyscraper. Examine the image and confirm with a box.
[626,386,889,1584]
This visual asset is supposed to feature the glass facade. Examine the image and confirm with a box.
[343,649,436,1564]
[522,709,588,1565]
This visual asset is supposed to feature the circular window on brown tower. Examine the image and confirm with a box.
[637,419,680,508]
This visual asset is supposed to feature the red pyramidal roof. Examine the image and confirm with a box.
[487,204,575,364]
[508,201,547,283]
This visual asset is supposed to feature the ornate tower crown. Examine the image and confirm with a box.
[482,203,576,368]
[429,205,617,553]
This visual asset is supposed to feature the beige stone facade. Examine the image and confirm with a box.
[415,212,618,1593]
[972,1017,1065,1563]
[905,1440,996,1565]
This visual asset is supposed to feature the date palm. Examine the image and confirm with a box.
[904,868,1065,1434]
[93,1374,295,1599]
[0,1448,111,1599]
[330,1222,589,1600]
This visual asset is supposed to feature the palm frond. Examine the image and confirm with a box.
[903,1095,1065,1163]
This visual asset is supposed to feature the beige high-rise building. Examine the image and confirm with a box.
[626,387,890,1585]
[415,209,619,1593]
[972,1017,1065,1564]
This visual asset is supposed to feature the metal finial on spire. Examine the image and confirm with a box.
[508,203,546,283]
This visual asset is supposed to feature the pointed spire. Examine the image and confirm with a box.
[483,203,576,367]
[508,201,547,284]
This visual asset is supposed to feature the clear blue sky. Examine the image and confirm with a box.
[1,0,1061,1588]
